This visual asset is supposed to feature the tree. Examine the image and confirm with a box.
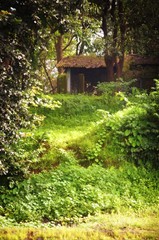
[86,0,127,81]
[127,0,159,56]
[54,31,75,74]
[87,0,159,81]
[0,0,83,181]
[53,4,102,73]
[0,10,33,179]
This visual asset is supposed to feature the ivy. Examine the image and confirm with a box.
[0,11,37,181]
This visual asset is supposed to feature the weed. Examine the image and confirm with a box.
[0,163,159,224]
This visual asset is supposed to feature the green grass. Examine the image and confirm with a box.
[18,94,121,171]
[0,212,159,239]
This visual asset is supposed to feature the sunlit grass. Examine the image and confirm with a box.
[1,212,159,240]
[30,94,102,148]
[42,125,93,147]
[21,94,106,170]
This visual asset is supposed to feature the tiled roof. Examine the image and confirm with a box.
[56,55,106,68]
[57,55,159,69]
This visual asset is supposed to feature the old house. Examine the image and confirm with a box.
[124,55,159,90]
[56,55,159,93]
[56,55,107,93]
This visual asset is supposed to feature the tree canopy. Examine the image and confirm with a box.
[87,0,159,80]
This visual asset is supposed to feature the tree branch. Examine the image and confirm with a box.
[62,35,75,52]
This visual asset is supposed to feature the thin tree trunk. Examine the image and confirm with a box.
[117,0,126,78]
[105,55,115,82]
[115,55,124,79]
[42,61,55,93]
[55,35,63,74]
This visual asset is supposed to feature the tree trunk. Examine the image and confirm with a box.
[55,35,63,74]
[115,55,124,79]
[105,55,115,82]
[42,61,55,93]
[101,0,126,82]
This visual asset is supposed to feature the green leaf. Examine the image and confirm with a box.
[125,129,131,136]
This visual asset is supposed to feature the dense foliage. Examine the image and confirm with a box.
[1,163,159,224]
[101,80,159,166]
[0,11,33,178]
[0,2,159,232]
[0,1,81,180]
[0,82,159,227]
[1,0,159,181]
[69,81,159,167]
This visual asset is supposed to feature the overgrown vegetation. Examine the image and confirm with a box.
[67,80,159,167]
[1,163,159,224]
[1,1,159,239]
[0,81,159,239]
[0,11,32,179]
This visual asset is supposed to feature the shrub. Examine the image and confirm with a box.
[57,74,67,93]
[0,12,32,180]
[100,80,159,166]
[72,80,159,167]
[0,163,159,224]
[96,79,136,113]
[97,79,137,95]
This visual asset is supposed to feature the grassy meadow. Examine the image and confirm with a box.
[0,90,159,239]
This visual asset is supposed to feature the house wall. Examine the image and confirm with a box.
[66,69,71,92]
[69,67,107,93]
[123,56,159,90]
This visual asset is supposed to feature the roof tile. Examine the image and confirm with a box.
[56,55,106,68]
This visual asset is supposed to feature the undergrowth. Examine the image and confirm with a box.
[0,81,159,235]
[0,163,159,224]
[13,93,124,172]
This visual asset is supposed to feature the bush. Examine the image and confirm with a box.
[0,12,33,180]
[57,74,67,93]
[100,80,159,166]
[96,79,136,113]
[70,80,159,167]
[97,79,137,95]
[0,163,159,224]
